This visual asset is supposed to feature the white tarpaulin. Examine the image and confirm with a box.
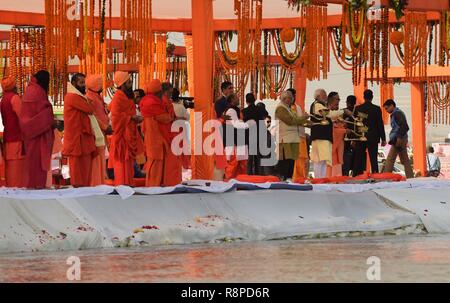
[374,187,450,233]
[0,189,424,254]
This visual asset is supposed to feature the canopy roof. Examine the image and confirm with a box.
[0,0,341,20]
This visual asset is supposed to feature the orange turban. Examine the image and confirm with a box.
[113,71,130,88]
[86,74,103,92]
[144,79,162,95]
[1,76,16,92]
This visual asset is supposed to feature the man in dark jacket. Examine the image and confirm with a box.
[214,81,234,119]
[342,95,356,176]
[382,99,414,178]
[352,89,387,176]
[243,93,266,175]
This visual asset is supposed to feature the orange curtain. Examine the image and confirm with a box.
[191,0,214,180]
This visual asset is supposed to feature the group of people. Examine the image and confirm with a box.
[0,72,419,189]
[0,70,189,188]
[213,81,415,181]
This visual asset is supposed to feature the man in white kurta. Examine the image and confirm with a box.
[310,89,351,178]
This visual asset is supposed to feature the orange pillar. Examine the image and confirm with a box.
[294,66,307,110]
[353,80,367,105]
[380,82,393,125]
[191,0,214,180]
[411,82,427,175]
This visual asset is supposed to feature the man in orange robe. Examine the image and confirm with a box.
[161,82,182,185]
[20,70,55,189]
[86,75,110,186]
[141,80,180,187]
[0,76,27,187]
[109,71,142,186]
[63,73,100,187]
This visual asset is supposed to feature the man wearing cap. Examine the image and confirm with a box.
[63,73,103,187]
[109,71,143,186]
[140,79,177,187]
[86,74,111,186]
[0,76,27,187]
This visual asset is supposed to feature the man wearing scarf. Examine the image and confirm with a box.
[109,71,143,186]
[63,73,103,187]
[140,79,179,187]
[86,74,110,186]
[0,76,27,187]
[20,70,55,189]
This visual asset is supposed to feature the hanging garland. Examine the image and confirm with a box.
[439,11,450,66]
[45,0,81,105]
[8,26,46,95]
[404,11,428,81]
[233,0,263,104]
[339,1,369,85]
[303,3,329,81]
[427,78,450,125]
[272,29,306,68]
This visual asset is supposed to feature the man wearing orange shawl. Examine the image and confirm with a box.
[0,76,27,187]
[161,82,182,185]
[63,73,100,187]
[86,74,110,186]
[109,71,143,186]
[20,70,55,189]
[140,80,180,187]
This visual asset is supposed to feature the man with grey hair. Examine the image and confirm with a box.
[274,90,309,180]
[310,89,352,178]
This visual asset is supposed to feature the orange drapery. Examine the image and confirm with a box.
[191,0,214,180]
[353,80,367,105]
[294,66,307,110]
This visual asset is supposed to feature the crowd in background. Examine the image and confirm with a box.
[0,72,426,189]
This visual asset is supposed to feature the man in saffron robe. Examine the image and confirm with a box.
[20,70,55,189]
[86,74,110,186]
[0,76,27,187]
[141,79,180,187]
[161,82,182,185]
[109,71,142,186]
[63,73,102,187]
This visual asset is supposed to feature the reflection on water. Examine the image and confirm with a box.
[1,234,450,282]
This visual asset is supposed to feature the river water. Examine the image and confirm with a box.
[1,234,450,282]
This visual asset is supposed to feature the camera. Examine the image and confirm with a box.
[180,97,194,109]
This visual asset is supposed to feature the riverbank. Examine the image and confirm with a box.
[1,179,449,254]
